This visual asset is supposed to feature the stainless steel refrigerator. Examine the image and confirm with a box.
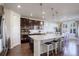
[0,5,10,56]
[0,16,3,54]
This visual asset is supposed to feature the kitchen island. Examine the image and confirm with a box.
[29,34,64,56]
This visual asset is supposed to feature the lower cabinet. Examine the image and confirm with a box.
[21,35,29,43]
[28,37,34,52]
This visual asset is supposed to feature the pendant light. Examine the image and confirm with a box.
[40,3,45,20]
[51,8,59,21]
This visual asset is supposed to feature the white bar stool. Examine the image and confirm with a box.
[44,42,52,56]
[52,39,59,55]
[61,37,64,47]
[58,37,64,52]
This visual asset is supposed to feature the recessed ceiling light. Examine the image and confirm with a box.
[17,5,21,8]
[42,11,46,14]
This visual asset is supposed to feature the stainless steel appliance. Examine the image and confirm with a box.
[0,5,10,56]
[0,5,4,55]
[0,15,4,55]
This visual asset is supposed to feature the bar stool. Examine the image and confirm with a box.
[57,37,64,53]
[51,39,59,55]
[58,38,62,52]
[61,37,64,47]
[44,42,52,56]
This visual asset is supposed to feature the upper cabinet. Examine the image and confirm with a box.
[21,18,29,26]
[21,18,44,30]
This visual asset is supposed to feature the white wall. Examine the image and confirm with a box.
[44,21,58,33]
[4,8,21,49]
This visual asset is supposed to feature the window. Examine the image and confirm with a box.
[73,23,75,27]
[73,29,76,34]
[63,24,67,28]
[71,24,72,27]
[65,24,67,28]
[70,29,72,33]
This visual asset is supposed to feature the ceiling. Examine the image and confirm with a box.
[4,3,79,22]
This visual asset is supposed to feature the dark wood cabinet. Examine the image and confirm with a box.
[21,18,29,26]
[21,18,29,43]
[21,18,44,30]
[20,18,44,43]
[29,20,34,29]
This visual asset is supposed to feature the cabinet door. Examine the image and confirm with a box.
[29,20,34,29]
[21,18,26,26]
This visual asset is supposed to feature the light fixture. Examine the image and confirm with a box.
[40,3,45,20]
[42,11,46,15]
[17,5,21,8]
[40,22,43,25]
[51,8,54,17]
[51,8,59,19]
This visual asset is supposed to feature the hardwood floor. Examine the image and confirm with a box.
[7,39,79,56]
[63,39,79,56]
[41,39,79,56]
[7,43,33,56]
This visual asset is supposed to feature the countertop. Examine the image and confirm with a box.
[29,34,64,40]
[21,32,45,35]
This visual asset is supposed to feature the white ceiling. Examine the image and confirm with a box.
[4,3,79,22]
